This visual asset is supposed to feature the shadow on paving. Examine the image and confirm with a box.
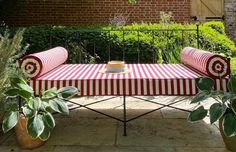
[0,108,230,152]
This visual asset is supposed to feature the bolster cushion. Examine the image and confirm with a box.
[20,47,68,79]
[180,47,230,78]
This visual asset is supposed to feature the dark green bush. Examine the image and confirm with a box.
[2,21,235,64]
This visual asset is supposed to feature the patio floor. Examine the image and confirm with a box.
[0,96,230,152]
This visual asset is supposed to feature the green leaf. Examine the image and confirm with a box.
[188,106,208,122]
[42,112,55,128]
[49,99,69,115]
[10,76,27,87]
[231,98,236,115]
[18,89,33,99]
[2,111,19,133]
[222,93,235,103]
[57,86,78,99]
[28,97,42,110]
[27,114,45,139]
[4,88,20,97]
[5,103,18,112]
[195,77,214,91]
[22,106,34,118]
[228,76,236,93]
[191,91,210,104]
[41,101,51,112]
[39,125,51,141]
[223,113,236,137]
[209,103,227,124]
[42,87,57,99]
[17,83,34,94]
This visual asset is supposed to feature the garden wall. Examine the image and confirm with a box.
[224,0,236,42]
[0,0,191,26]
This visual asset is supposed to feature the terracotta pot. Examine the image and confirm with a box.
[219,118,236,152]
[14,115,45,149]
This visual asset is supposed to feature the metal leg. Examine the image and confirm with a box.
[123,96,127,136]
[18,96,22,110]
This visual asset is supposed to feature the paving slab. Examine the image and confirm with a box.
[45,118,117,146]
[0,96,231,152]
[117,118,225,148]
[53,145,175,152]
[175,147,230,152]
[0,146,56,152]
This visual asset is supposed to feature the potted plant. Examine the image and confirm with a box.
[188,75,236,151]
[2,75,78,149]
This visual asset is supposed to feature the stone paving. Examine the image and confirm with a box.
[0,96,230,152]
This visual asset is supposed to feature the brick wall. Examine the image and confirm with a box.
[224,0,236,42]
[0,0,191,26]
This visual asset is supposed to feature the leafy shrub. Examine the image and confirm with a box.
[2,21,235,64]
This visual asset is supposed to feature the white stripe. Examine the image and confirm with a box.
[47,81,51,89]
[143,79,147,95]
[155,80,159,95]
[35,80,39,95]
[180,79,184,95]
[131,79,135,95]
[102,80,105,95]
[119,80,123,95]
[66,80,69,86]
[125,79,129,95]
[186,79,190,95]
[192,80,196,94]
[41,81,45,92]
[77,80,81,94]
[149,79,153,95]
[72,80,75,87]
[113,80,117,95]
[89,80,93,96]
[173,80,177,95]
[137,79,141,95]
[161,80,165,95]
[167,79,172,95]
[216,79,220,91]
[53,80,57,88]
[108,79,111,95]
[83,80,87,96]
[222,79,227,91]
[59,81,63,88]
[96,80,99,95]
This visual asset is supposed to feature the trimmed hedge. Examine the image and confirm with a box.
[1,21,235,64]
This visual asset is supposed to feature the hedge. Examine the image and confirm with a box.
[1,21,235,65]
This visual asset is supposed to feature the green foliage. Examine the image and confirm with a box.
[198,22,236,57]
[0,29,26,121]
[188,75,236,137]
[2,75,79,141]
[3,21,236,65]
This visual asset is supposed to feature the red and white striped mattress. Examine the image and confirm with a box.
[31,64,228,96]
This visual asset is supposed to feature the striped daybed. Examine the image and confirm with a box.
[19,46,230,136]
[20,47,230,96]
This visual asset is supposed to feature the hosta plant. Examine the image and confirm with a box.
[2,76,78,141]
[188,75,236,137]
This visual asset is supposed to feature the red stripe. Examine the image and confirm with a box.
[93,79,96,96]
[159,79,162,95]
[177,79,180,95]
[81,80,84,96]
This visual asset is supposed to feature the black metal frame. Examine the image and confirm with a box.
[65,95,191,136]
[50,25,199,64]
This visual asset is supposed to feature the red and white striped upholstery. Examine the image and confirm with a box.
[30,64,228,96]
[20,47,68,79]
[180,47,230,78]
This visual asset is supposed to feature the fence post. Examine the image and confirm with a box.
[196,24,200,48]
